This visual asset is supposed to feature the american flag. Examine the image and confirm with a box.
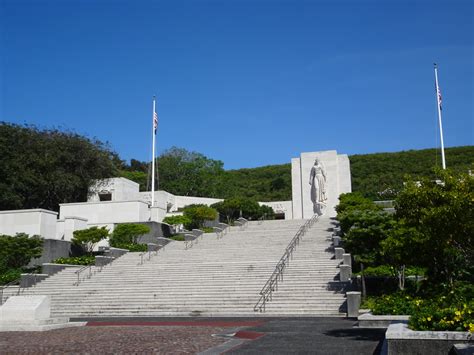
[437,85,442,111]
[153,111,158,133]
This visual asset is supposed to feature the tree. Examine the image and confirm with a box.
[0,122,121,211]
[162,215,192,230]
[390,169,474,285]
[0,234,43,271]
[72,227,109,254]
[157,147,224,197]
[109,223,150,248]
[212,198,274,223]
[182,205,218,229]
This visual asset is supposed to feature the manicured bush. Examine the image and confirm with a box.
[72,227,109,254]
[168,235,185,241]
[182,205,217,229]
[162,215,191,228]
[116,243,147,252]
[53,256,95,266]
[109,224,150,248]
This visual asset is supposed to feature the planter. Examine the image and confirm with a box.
[385,322,472,355]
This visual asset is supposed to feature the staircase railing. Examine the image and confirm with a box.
[235,217,248,230]
[0,272,41,305]
[253,214,319,312]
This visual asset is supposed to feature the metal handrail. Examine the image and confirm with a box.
[0,272,42,305]
[236,217,248,230]
[74,265,93,285]
[253,214,319,312]
[138,249,159,265]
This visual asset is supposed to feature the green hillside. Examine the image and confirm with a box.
[221,146,473,201]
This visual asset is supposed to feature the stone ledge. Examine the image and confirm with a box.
[358,312,409,328]
[385,322,473,355]
[386,322,472,341]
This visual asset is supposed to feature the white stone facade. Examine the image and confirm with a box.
[0,209,58,239]
[292,150,351,218]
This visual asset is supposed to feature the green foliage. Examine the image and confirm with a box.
[0,122,121,211]
[116,243,147,252]
[168,235,185,241]
[0,268,22,285]
[109,224,150,248]
[156,147,225,197]
[364,284,474,332]
[53,256,95,266]
[350,146,474,199]
[182,205,218,229]
[336,192,381,215]
[72,227,109,254]
[211,198,275,223]
[392,169,474,284]
[118,170,148,191]
[162,215,192,227]
[342,210,394,265]
[354,265,426,277]
[201,227,214,233]
[0,233,43,271]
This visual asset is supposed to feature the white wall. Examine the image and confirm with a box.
[59,200,150,224]
[88,178,140,202]
[0,209,58,239]
[291,157,303,219]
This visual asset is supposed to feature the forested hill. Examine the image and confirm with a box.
[1,123,472,212]
[221,146,474,201]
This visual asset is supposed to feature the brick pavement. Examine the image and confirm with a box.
[0,326,229,354]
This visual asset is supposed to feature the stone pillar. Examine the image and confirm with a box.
[346,291,361,318]
[335,247,345,260]
[343,253,352,267]
[333,236,341,247]
[340,264,352,282]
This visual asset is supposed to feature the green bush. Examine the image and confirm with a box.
[0,233,43,271]
[53,256,95,266]
[116,243,147,252]
[409,302,474,332]
[336,192,380,215]
[182,205,217,229]
[109,223,150,248]
[211,198,275,223]
[162,215,191,227]
[201,227,214,233]
[168,235,185,241]
[72,227,109,254]
[354,265,426,277]
[0,268,22,285]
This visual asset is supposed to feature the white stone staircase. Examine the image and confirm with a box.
[21,218,346,317]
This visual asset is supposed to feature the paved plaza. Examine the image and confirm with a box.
[0,317,385,355]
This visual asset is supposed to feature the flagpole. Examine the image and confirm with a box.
[151,96,156,206]
[434,63,446,169]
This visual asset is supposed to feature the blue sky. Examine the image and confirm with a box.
[1,0,473,169]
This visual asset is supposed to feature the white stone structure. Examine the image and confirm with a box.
[292,150,351,218]
[0,209,58,239]
[0,149,351,240]
[0,295,84,331]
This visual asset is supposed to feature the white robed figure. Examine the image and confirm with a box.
[309,158,327,215]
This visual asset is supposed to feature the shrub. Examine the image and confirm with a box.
[182,205,217,229]
[53,256,95,266]
[0,268,22,285]
[211,198,275,223]
[72,227,109,254]
[336,192,381,215]
[116,243,147,252]
[109,224,150,247]
[168,235,185,241]
[162,215,191,228]
[0,233,43,270]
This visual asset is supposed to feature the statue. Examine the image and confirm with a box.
[309,158,327,215]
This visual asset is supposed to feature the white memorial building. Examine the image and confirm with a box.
[0,150,351,242]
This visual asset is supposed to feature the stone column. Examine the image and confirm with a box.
[346,291,361,318]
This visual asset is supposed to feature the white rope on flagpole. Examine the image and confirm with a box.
[434,63,446,170]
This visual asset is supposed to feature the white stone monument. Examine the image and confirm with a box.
[0,295,85,331]
[292,150,351,218]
